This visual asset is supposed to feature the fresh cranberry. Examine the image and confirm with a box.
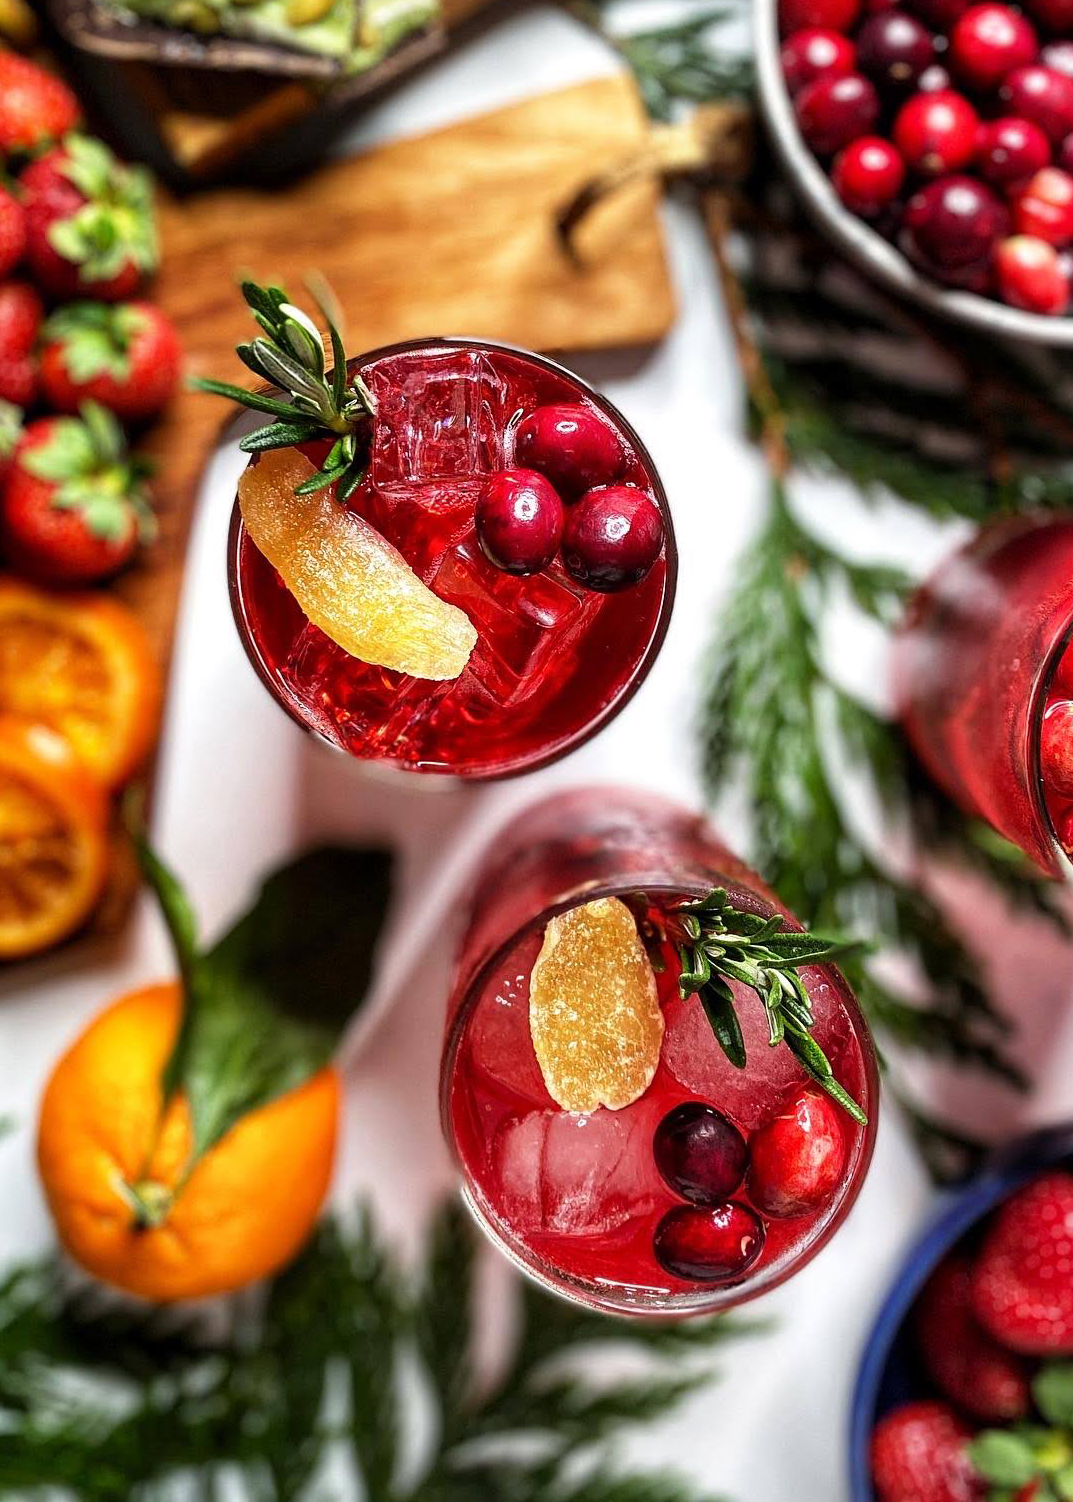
[950,4,1037,91]
[1028,0,1073,32]
[1041,699,1073,792]
[901,174,1008,270]
[857,10,935,92]
[654,1103,748,1204]
[995,235,1070,311]
[513,403,624,499]
[782,27,857,91]
[561,484,664,591]
[907,0,970,25]
[894,90,980,174]
[1053,800,1073,852]
[918,61,953,89]
[476,469,564,575]
[833,135,906,212]
[747,1088,847,1219]
[780,0,860,32]
[1001,65,1073,141]
[976,117,1051,186]
[796,72,880,153]
[1013,165,1073,242]
[654,1202,765,1282]
[1052,640,1073,697]
[1042,40,1073,79]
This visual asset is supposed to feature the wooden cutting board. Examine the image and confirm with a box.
[120,71,675,664]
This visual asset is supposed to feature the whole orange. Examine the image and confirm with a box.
[37,982,339,1302]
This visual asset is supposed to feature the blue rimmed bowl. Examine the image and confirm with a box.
[849,1124,1073,1501]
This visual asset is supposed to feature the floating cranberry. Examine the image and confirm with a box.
[748,1088,848,1220]
[476,469,564,575]
[654,1202,766,1283]
[654,1103,748,1204]
[1041,699,1073,793]
[1013,165,1073,242]
[1028,0,1073,33]
[1052,641,1073,697]
[833,135,907,211]
[976,117,1051,186]
[894,90,979,174]
[907,0,970,26]
[561,484,664,591]
[995,235,1072,310]
[857,10,936,91]
[1042,40,1073,79]
[796,71,881,152]
[1001,65,1073,141]
[901,174,1008,269]
[917,61,954,89]
[780,0,861,32]
[782,27,858,91]
[513,403,624,498]
[1053,800,1073,852]
[949,4,1037,91]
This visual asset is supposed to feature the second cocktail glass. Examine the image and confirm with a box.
[442,787,879,1315]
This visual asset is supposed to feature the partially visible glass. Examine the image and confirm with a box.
[228,339,676,780]
[894,515,1073,876]
[441,787,879,1316]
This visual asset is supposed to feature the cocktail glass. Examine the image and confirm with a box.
[441,787,879,1315]
[894,515,1073,876]
[227,338,675,780]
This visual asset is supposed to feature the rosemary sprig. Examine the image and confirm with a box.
[195,279,375,501]
[669,888,867,1124]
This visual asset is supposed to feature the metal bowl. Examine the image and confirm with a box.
[755,0,1073,346]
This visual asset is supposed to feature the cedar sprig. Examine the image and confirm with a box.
[670,888,867,1124]
[195,279,375,501]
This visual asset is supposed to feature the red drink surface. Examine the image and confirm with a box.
[442,788,878,1315]
[895,516,1073,875]
[229,341,673,778]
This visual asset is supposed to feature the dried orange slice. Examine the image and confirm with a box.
[0,716,109,960]
[238,448,477,680]
[0,577,162,789]
[529,896,664,1114]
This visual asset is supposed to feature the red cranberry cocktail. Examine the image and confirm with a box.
[220,309,675,779]
[895,515,1073,875]
[442,788,878,1315]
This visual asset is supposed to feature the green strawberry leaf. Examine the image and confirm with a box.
[0,400,22,460]
[21,417,97,482]
[48,137,158,282]
[43,302,137,383]
[137,838,393,1173]
[970,1432,1040,1488]
[1036,1365,1073,1429]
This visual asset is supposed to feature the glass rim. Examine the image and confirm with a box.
[225,334,679,781]
[439,869,881,1318]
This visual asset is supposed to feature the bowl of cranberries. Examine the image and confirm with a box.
[760,0,1073,336]
[849,1125,1073,1500]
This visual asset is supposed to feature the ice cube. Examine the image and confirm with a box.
[369,349,508,493]
[492,1105,664,1239]
[466,963,550,1107]
[661,972,851,1132]
[430,542,595,706]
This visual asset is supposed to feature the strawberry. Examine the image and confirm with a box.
[871,1402,984,1502]
[40,301,182,423]
[915,1254,1032,1421]
[20,136,158,303]
[0,402,154,586]
[0,186,26,279]
[0,400,23,490]
[0,54,81,158]
[0,281,41,408]
[972,1172,1073,1355]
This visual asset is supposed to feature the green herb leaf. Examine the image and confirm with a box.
[671,887,866,1122]
[1036,1365,1073,1429]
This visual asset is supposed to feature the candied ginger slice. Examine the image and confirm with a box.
[238,449,477,680]
[529,897,663,1114]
